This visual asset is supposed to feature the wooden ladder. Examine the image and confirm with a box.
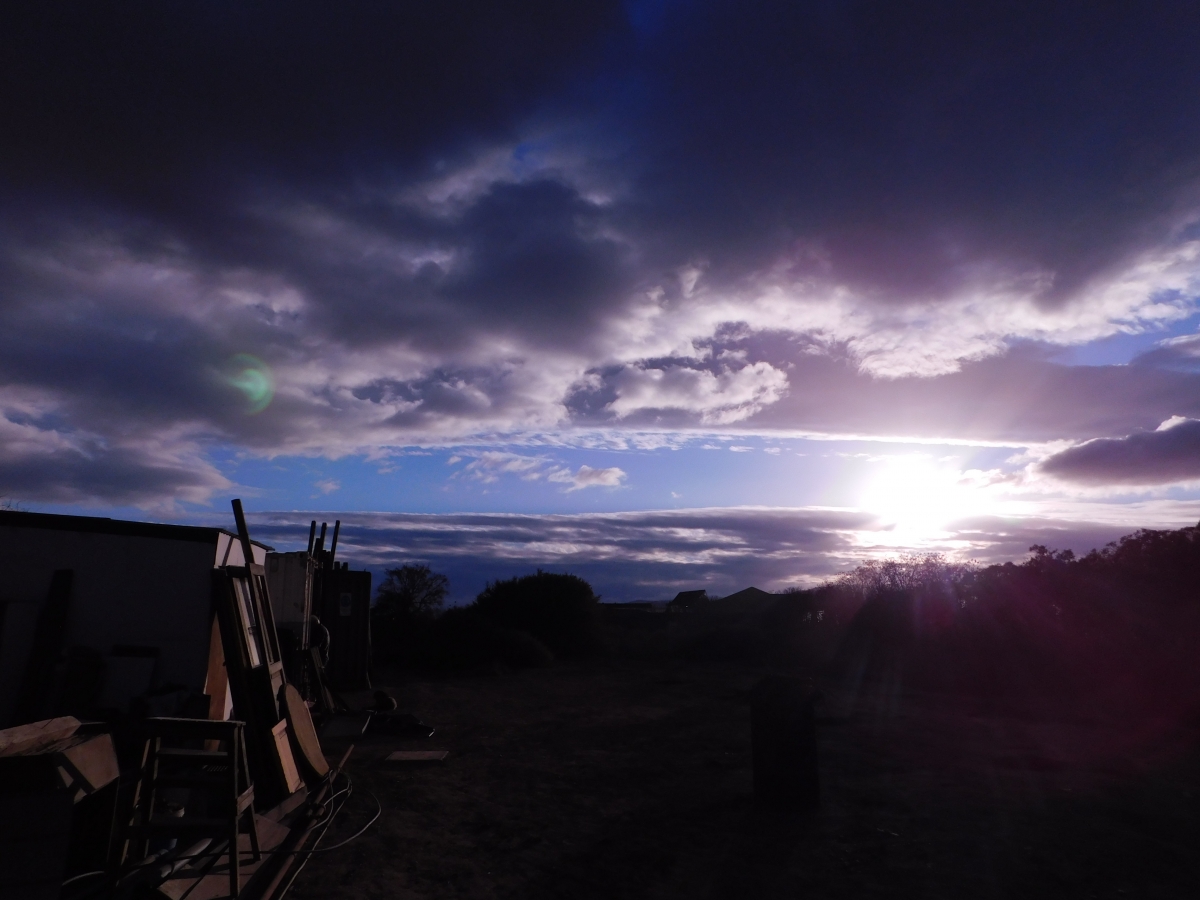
[121,717,261,898]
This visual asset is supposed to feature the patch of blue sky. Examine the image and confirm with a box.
[200,437,1021,517]
[1053,311,1200,367]
[17,437,1024,530]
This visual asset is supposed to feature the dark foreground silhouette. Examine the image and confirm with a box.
[290,656,1200,900]
[295,527,1200,898]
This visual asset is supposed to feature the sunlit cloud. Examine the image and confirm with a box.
[607,361,789,424]
[547,464,626,491]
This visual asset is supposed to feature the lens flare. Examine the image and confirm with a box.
[225,354,274,414]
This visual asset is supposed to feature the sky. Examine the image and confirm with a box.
[4,2,1200,603]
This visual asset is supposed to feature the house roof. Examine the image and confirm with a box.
[0,509,273,550]
[710,586,779,616]
[718,586,776,604]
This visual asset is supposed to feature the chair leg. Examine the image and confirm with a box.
[230,823,240,898]
[246,807,262,862]
[120,737,154,867]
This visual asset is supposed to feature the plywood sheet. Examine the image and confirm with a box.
[281,683,329,782]
[272,720,304,795]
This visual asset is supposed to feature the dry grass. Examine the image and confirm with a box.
[293,659,1200,900]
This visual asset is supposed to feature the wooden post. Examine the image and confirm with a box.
[231,499,255,567]
[328,520,341,567]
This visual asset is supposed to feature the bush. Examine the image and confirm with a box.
[406,608,553,672]
[472,570,603,658]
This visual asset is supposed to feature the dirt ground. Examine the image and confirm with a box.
[291,660,1200,900]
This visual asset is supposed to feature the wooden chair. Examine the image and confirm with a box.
[121,717,260,897]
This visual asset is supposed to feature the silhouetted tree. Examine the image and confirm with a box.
[374,563,448,620]
[836,553,977,597]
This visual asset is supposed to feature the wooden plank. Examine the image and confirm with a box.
[0,716,80,757]
[203,614,231,722]
[271,721,304,795]
[280,684,328,783]
[213,569,290,809]
[56,732,119,799]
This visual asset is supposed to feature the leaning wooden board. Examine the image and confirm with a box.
[280,683,329,782]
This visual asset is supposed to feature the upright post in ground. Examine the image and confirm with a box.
[751,675,819,811]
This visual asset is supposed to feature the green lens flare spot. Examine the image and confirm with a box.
[226,354,275,413]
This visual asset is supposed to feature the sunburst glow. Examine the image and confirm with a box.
[859,455,1004,540]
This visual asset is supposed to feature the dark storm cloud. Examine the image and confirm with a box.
[614,1,1200,304]
[0,2,622,194]
[5,2,1200,500]
[245,507,1155,603]
[1036,338,1200,486]
[0,410,229,507]
[1040,419,1200,486]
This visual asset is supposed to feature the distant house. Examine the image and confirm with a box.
[668,589,709,612]
[689,586,783,626]
[715,585,772,607]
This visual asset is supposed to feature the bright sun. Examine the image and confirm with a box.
[859,455,1000,540]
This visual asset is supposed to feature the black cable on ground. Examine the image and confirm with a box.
[293,789,381,854]
[61,769,380,898]
[61,870,108,887]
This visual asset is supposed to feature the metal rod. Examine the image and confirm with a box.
[314,522,327,556]
[306,520,317,556]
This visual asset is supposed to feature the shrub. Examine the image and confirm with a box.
[410,608,553,672]
[472,570,603,658]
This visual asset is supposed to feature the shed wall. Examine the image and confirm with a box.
[0,522,267,726]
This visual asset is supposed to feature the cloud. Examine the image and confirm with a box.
[245,505,1185,604]
[314,479,341,495]
[461,452,549,483]
[0,395,232,508]
[458,452,624,492]
[607,361,789,424]
[1040,417,1200,486]
[6,4,1200,502]
[547,464,626,491]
